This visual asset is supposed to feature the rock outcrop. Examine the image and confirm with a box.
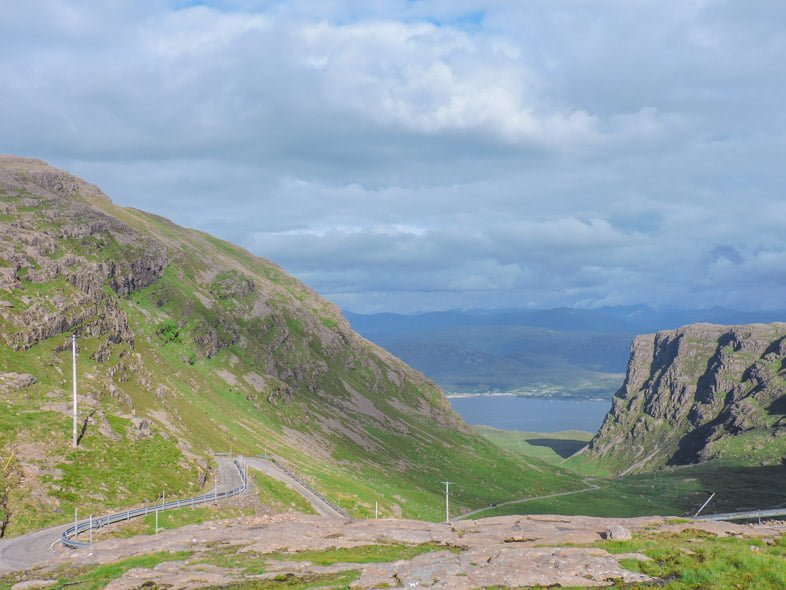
[0,156,166,352]
[585,323,786,474]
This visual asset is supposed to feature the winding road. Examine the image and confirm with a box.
[0,456,243,572]
[4,451,779,574]
[456,479,602,521]
[245,457,346,519]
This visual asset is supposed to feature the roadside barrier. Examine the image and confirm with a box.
[61,457,248,549]
[254,454,350,519]
[695,508,786,522]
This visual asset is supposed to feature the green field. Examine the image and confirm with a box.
[474,425,593,465]
[472,425,786,520]
[591,529,786,590]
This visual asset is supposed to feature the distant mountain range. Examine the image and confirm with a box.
[345,307,786,397]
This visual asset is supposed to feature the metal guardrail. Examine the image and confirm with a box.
[61,458,248,549]
[696,508,786,522]
[256,455,351,519]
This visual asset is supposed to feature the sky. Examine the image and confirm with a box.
[2,1,785,313]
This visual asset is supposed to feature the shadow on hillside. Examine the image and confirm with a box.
[681,463,786,514]
[527,438,588,458]
[767,396,786,415]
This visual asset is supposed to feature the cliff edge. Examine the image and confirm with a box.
[584,322,786,474]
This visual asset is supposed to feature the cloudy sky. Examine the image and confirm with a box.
[2,1,785,312]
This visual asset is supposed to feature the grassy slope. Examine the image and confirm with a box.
[594,529,786,590]
[0,167,585,534]
[474,426,786,519]
[0,376,200,535]
[474,426,593,465]
[252,471,316,515]
[109,209,586,521]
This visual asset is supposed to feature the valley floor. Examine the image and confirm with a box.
[474,426,786,520]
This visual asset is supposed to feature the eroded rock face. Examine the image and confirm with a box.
[129,417,153,440]
[0,156,167,352]
[586,323,786,473]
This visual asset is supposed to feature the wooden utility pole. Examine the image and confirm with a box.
[72,334,78,448]
[441,481,453,523]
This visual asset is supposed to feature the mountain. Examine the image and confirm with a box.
[345,310,635,396]
[0,156,581,536]
[345,307,786,397]
[581,322,786,475]
[593,305,786,334]
[346,308,640,336]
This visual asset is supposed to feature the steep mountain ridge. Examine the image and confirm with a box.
[583,322,786,474]
[0,156,578,535]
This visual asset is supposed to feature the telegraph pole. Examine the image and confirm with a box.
[441,481,452,523]
[72,334,78,448]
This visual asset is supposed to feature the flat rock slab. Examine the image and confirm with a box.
[105,562,231,590]
[10,581,58,590]
[357,546,651,589]
[33,513,786,589]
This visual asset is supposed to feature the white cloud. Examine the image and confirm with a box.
[1,1,785,312]
[296,19,602,147]
[143,8,271,59]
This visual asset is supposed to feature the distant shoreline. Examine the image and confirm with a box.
[447,392,516,399]
[446,392,609,402]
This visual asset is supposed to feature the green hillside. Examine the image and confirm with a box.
[0,156,581,535]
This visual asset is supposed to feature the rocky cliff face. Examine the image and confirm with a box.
[0,157,167,352]
[585,323,786,474]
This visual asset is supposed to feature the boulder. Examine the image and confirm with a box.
[604,525,632,541]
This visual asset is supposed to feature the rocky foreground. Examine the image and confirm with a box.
[12,513,786,589]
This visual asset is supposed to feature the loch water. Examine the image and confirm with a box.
[448,395,611,433]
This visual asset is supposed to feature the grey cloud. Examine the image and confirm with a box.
[2,1,786,312]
